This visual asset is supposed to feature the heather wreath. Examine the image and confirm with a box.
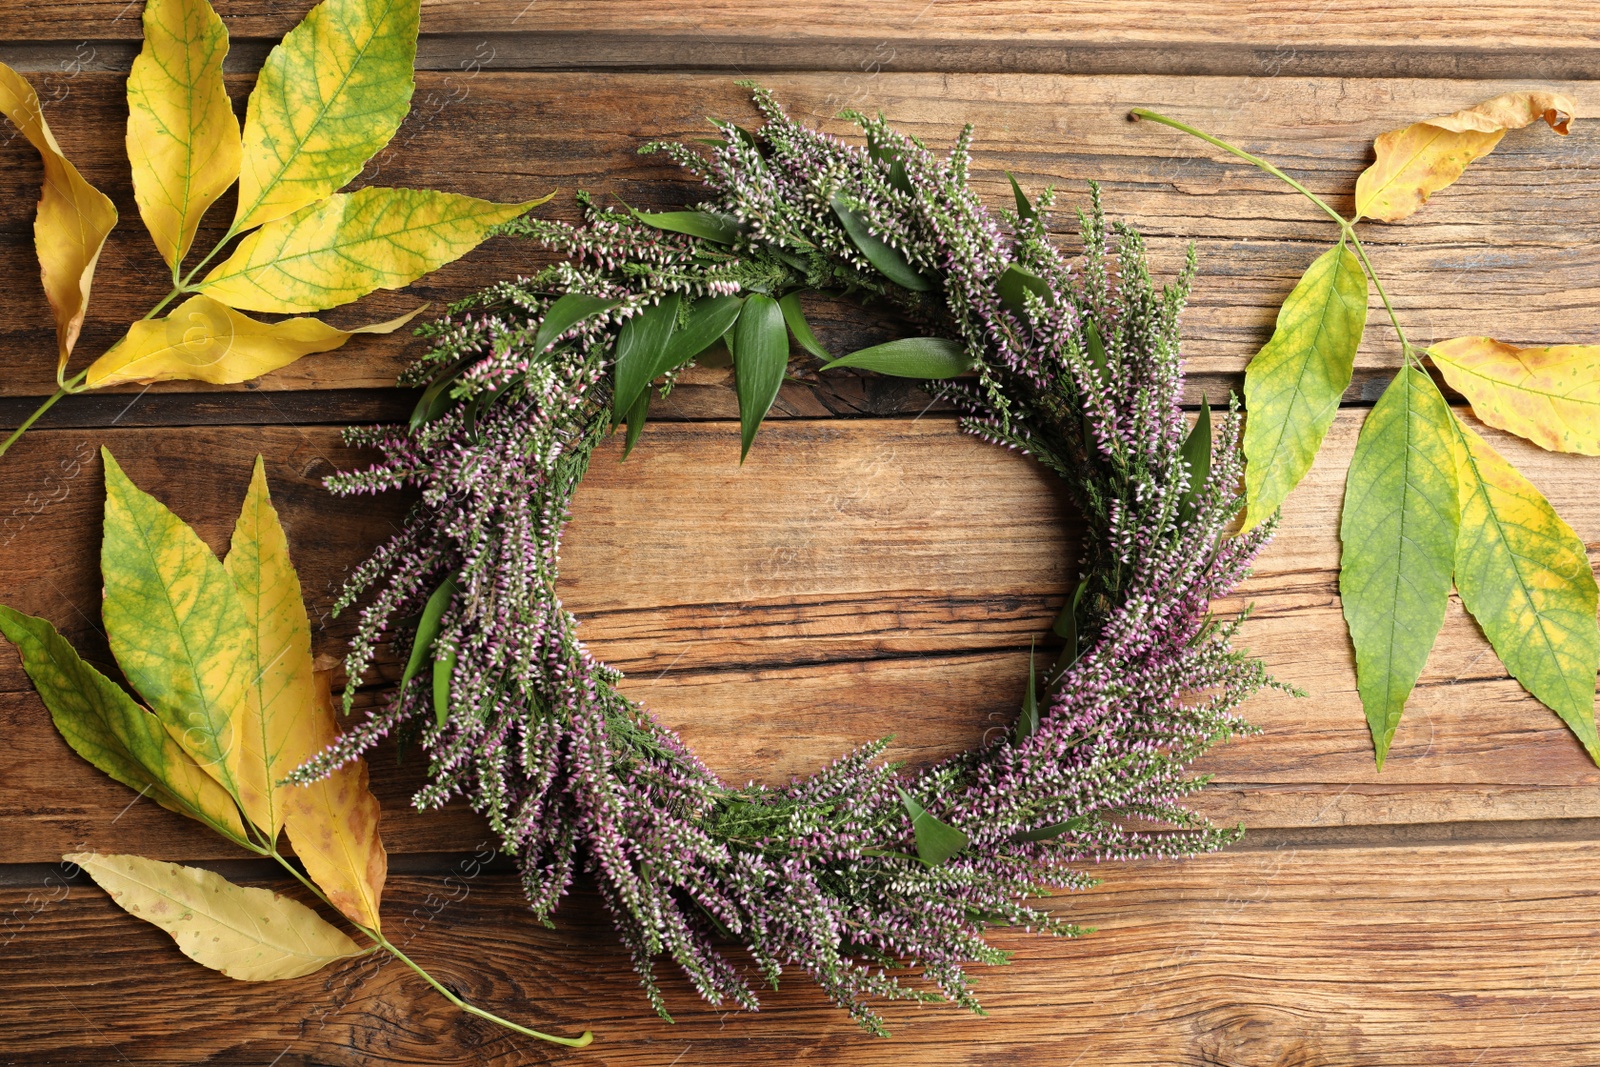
[294,87,1279,1034]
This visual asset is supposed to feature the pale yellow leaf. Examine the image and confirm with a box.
[221,456,320,839]
[284,670,386,931]
[1428,336,1600,455]
[0,63,117,372]
[67,852,363,980]
[198,186,547,314]
[84,294,424,387]
[1354,91,1576,223]
[127,0,241,271]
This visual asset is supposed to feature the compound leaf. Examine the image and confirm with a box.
[67,852,362,980]
[201,187,546,314]
[1428,336,1600,456]
[233,0,420,231]
[1243,243,1369,528]
[1451,417,1600,764]
[1339,365,1460,767]
[127,0,240,271]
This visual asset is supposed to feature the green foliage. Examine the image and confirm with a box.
[822,337,974,379]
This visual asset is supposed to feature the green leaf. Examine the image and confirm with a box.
[1084,318,1109,380]
[233,0,420,231]
[1050,581,1089,681]
[897,788,969,866]
[1012,816,1091,843]
[202,187,546,314]
[612,293,681,423]
[1178,397,1212,522]
[401,573,458,695]
[1007,172,1036,221]
[1243,244,1369,530]
[830,197,931,292]
[662,295,744,368]
[1451,417,1600,763]
[1014,644,1040,744]
[1339,365,1460,767]
[0,606,249,847]
[408,374,456,429]
[630,208,742,245]
[100,447,254,809]
[621,388,650,460]
[778,292,830,360]
[997,263,1050,315]
[821,337,973,379]
[531,293,622,357]
[730,293,789,462]
[432,648,455,728]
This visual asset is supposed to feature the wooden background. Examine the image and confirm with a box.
[4,3,1600,1064]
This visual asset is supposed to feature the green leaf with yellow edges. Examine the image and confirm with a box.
[1243,243,1368,530]
[85,295,423,387]
[0,606,249,847]
[1339,365,1460,768]
[126,0,240,272]
[100,448,263,828]
[233,0,419,232]
[200,187,546,313]
[1451,416,1600,764]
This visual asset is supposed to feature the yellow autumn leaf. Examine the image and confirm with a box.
[284,670,387,931]
[0,63,117,373]
[1428,336,1600,455]
[199,187,548,314]
[67,852,363,980]
[127,0,241,273]
[1354,90,1576,223]
[220,455,322,839]
[84,294,423,387]
[233,0,419,232]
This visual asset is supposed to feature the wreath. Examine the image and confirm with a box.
[299,87,1277,1033]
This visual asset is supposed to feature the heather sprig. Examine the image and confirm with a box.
[301,89,1277,1034]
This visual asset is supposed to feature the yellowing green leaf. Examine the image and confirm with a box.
[99,448,262,827]
[0,63,117,372]
[285,671,387,931]
[1427,336,1600,456]
[233,0,420,231]
[67,852,363,980]
[127,0,240,272]
[1243,244,1368,529]
[1451,418,1600,764]
[1354,91,1576,223]
[200,187,545,313]
[0,606,249,847]
[222,456,320,838]
[85,295,422,387]
[1339,365,1460,767]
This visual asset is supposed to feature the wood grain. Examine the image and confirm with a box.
[0,73,1595,409]
[5,409,1600,863]
[6,838,1600,1065]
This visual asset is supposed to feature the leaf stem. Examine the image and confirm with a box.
[0,370,87,460]
[261,844,592,1048]
[1129,107,1416,364]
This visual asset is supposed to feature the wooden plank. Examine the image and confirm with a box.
[8,0,1600,56]
[4,408,1600,862]
[0,73,1595,407]
[5,838,1600,1064]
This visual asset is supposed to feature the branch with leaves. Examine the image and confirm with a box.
[1134,91,1600,768]
[0,0,545,460]
[0,453,591,1047]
